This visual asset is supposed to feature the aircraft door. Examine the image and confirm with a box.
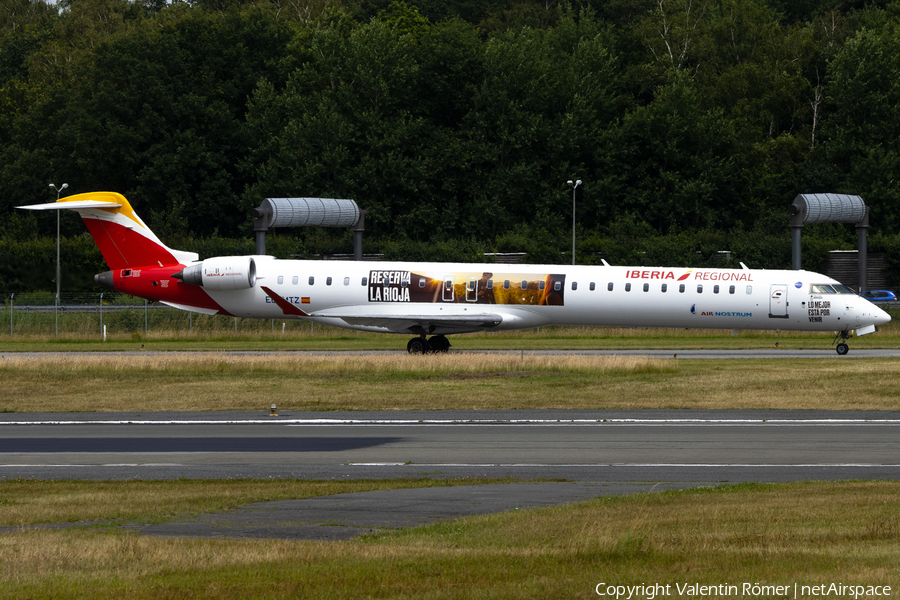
[465,276,478,302]
[443,277,455,302]
[769,284,788,318]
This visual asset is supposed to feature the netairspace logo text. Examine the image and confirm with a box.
[595,583,892,599]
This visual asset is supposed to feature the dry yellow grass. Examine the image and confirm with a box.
[1,352,899,411]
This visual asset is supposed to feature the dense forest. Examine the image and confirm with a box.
[3,0,900,291]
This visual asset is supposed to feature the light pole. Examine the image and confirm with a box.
[567,179,582,265]
[48,183,68,299]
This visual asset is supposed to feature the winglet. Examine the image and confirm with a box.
[261,286,310,317]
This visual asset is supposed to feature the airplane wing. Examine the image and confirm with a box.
[335,314,503,330]
[261,286,502,333]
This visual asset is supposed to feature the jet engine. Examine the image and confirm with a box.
[174,257,257,291]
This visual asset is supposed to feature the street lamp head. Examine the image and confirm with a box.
[61,183,68,190]
[575,179,582,187]
[566,180,573,186]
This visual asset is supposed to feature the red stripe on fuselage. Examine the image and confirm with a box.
[83,218,179,270]
[261,286,310,317]
[112,266,229,315]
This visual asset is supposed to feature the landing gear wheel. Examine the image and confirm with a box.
[429,335,451,353]
[833,330,852,355]
[407,337,429,354]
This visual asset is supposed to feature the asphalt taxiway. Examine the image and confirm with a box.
[2,409,899,539]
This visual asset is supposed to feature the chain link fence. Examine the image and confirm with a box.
[1,292,321,339]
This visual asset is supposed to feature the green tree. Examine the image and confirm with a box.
[823,26,900,233]
[244,17,435,238]
[0,7,293,236]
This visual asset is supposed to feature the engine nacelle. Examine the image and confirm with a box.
[177,257,257,291]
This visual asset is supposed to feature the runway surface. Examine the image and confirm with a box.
[3,408,899,539]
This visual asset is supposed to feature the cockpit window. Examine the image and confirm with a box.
[811,283,855,294]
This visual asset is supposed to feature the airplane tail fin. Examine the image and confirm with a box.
[17,192,198,270]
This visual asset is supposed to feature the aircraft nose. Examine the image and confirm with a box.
[874,305,891,326]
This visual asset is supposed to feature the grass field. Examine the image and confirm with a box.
[2,351,899,412]
[2,325,898,596]
[1,480,897,599]
[1,310,899,352]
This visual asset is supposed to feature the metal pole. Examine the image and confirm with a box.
[55,293,58,338]
[858,225,868,293]
[791,227,802,270]
[353,210,367,261]
[144,299,148,336]
[9,293,13,336]
[49,183,68,298]
[99,293,103,338]
[56,210,60,298]
[567,180,581,265]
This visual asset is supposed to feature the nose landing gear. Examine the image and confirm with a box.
[406,335,451,354]
[833,330,851,355]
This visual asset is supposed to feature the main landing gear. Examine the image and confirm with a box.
[833,330,852,355]
[407,335,451,354]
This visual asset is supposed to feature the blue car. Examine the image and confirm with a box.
[860,290,898,304]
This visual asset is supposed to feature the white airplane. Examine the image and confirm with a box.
[19,191,891,354]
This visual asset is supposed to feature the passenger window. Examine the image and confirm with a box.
[504,280,510,290]
[292,276,298,285]
[343,277,350,286]
[467,280,475,291]
[487,280,493,289]
[625,283,631,292]
[608,282,614,291]
[521,280,527,290]
[714,285,719,294]
[554,281,561,291]
[643,283,649,292]
[539,281,545,290]
[590,282,595,291]
[326,277,332,286]
[418,279,425,288]
[661,283,667,293]
[277,275,284,285]
[746,285,753,294]
[362,277,368,286]
[308,276,314,285]
[697,284,703,293]
[571,282,577,291]
[729,285,735,294]
[679,284,685,293]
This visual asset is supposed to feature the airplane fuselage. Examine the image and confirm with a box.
[108,257,887,337]
[19,192,890,354]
